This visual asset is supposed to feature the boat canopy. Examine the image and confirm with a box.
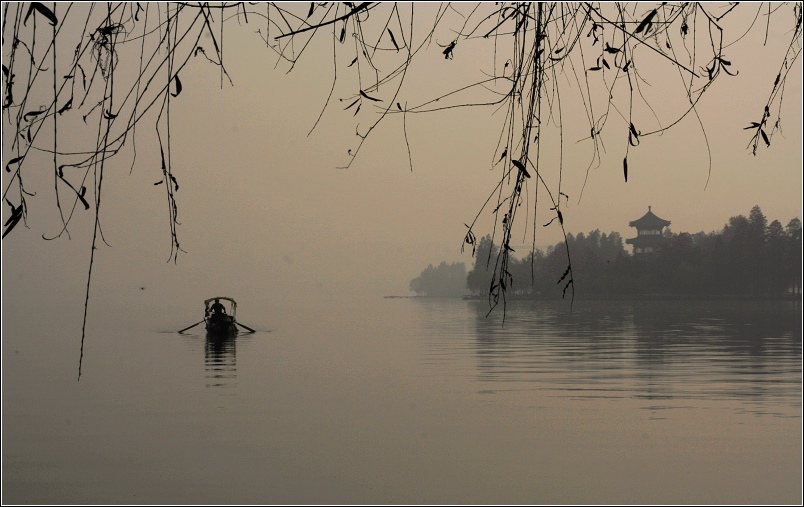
[204,297,237,312]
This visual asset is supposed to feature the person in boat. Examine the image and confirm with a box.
[210,298,226,316]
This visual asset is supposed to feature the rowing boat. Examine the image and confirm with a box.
[205,297,238,337]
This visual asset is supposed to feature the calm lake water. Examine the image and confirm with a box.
[2,297,801,504]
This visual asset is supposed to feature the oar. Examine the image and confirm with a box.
[178,320,204,334]
[236,321,256,333]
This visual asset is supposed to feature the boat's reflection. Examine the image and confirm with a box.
[204,332,237,389]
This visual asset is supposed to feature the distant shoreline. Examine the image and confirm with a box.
[385,293,803,302]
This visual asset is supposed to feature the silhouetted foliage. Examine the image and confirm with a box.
[466,235,499,296]
[473,206,802,299]
[3,3,801,375]
[409,261,467,297]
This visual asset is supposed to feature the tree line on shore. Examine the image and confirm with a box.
[410,206,802,299]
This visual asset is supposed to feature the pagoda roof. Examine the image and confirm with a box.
[629,206,670,229]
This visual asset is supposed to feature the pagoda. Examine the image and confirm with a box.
[626,206,671,255]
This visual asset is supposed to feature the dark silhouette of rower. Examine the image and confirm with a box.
[210,298,226,316]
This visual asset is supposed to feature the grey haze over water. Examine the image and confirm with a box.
[3,295,801,504]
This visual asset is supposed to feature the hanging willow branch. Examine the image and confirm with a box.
[2,2,801,375]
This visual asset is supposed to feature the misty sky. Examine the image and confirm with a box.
[2,2,802,310]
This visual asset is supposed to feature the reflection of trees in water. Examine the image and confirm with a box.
[205,334,237,389]
[629,300,801,363]
[628,300,802,408]
[469,300,801,408]
[470,301,639,399]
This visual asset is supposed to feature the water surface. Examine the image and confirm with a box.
[3,298,801,503]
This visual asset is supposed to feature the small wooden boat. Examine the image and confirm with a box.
[205,297,238,337]
[177,299,254,336]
